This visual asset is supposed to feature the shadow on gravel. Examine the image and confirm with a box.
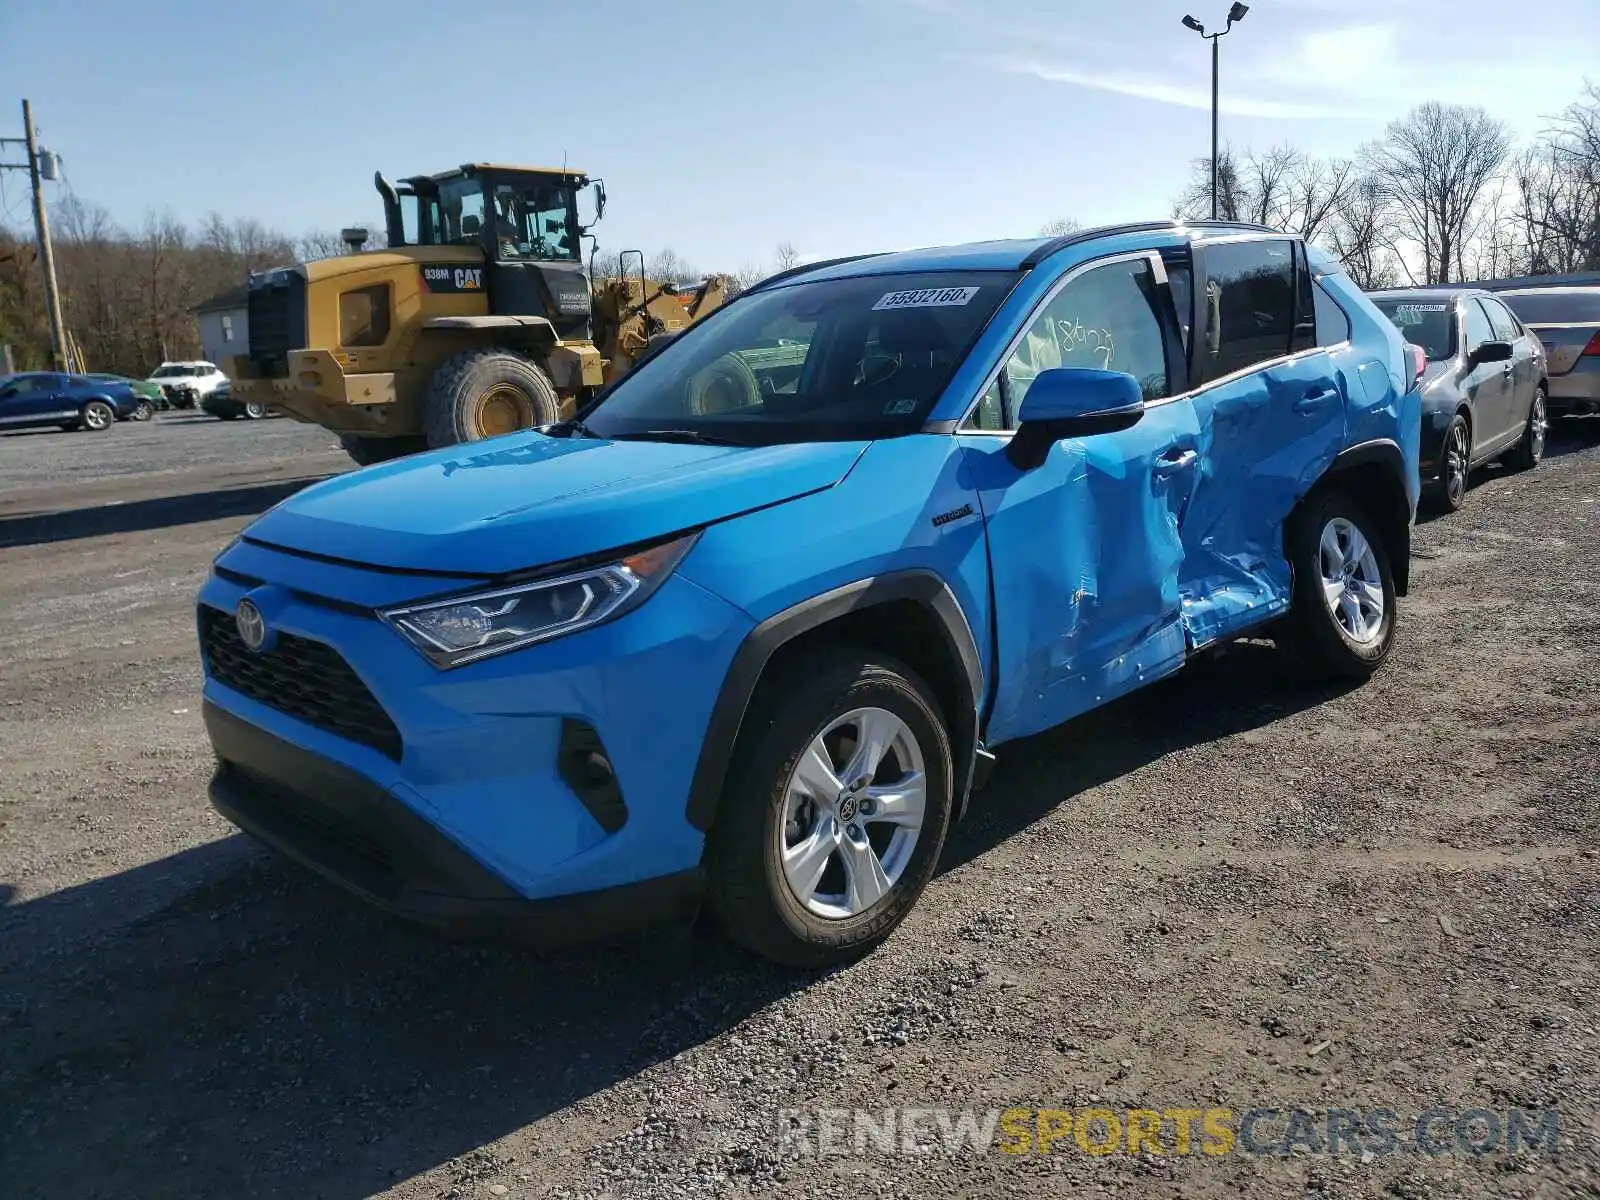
[0,476,333,548]
[0,642,1350,1198]
[1545,416,1600,459]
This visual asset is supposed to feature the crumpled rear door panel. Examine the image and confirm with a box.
[1178,350,1347,648]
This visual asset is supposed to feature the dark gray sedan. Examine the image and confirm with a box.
[1369,288,1547,512]
[1498,286,1600,420]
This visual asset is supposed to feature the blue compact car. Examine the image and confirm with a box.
[198,221,1420,966]
[0,371,142,433]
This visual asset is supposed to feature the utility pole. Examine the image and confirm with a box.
[2,100,69,370]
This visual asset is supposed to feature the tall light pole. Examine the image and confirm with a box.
[1181,4,1249,220]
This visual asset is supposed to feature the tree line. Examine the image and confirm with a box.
[3,83,1597,377]
[1170,85,1600,288]
[0,199,375,376]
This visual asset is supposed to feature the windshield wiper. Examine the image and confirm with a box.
[548,417,600,438]
[608,428,747,447]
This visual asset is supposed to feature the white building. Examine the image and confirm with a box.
[192,285,249,372]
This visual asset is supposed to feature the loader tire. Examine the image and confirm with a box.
[424,349,559,449]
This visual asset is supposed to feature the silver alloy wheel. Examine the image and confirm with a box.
[778,706,926,920]
[1318,516,1384,644]
[83,403,110,430]
[1530,391,1547,461]
[132,400,153,421]
[1445,421,1468,506]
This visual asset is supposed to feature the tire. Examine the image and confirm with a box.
[1426,413,1470,513]
[243,401,268,420]
[1503,385,1547,471]
[339,433,428,467]
[1281,489,1397,680]
[79,400,115,432]
[687,352,761,415]
[423,349,559,449]
[130,400,154,422]
[704,651,955,968]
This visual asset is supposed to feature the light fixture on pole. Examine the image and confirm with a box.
[1181,3,1250,220]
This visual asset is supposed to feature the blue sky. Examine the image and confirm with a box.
[3,0,1597,272]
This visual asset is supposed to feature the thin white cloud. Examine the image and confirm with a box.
[994,59,1363,120]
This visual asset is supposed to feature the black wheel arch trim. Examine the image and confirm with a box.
[1317,437,1412,596]
[685,569,984,832]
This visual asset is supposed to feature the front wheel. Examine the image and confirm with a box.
[1427,414,1470,513]
[1503,386,1547,471]
[243,401,268,420]
[1281,489,1396,680]
[79,400,115,432]
[705,652,954,968]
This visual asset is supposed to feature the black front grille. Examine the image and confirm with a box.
[200,605,402,760]
[246,272,307,378]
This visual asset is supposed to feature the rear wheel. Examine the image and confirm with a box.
[423,349,559,449]
[243,401,268,420]
[130,400,154,422]
[1503,386,1547,471]
[705,652,954,967]
[1281,489,1396,680]
[339,433,428,467]
[79,400,114,432]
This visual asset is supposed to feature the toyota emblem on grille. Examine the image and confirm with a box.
[235,599,267,652]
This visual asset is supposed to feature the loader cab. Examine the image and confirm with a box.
[376,163,606,338]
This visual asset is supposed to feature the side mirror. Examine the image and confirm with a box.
[1006,367,1146,470]
[1470,340,1512,366]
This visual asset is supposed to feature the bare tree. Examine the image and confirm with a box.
[1322,175,1405,290]
[1364,102,1511,284]
[1038,217,1082,237]
[1514,83,1600,274]
[772,241,801,272]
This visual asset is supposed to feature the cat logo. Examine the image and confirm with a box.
[420,266,484,293]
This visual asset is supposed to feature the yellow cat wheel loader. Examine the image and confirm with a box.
[227,163,735,465]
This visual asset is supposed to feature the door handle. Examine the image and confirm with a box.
[1154,448,1197,476]
[1293,385,1339,413]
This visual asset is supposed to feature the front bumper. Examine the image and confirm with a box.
[228,351,399,435]
[206,701,702,943]
[197,537,754,942]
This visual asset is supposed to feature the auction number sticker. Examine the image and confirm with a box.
[873,286,980,311]
[1394,303,1447,313]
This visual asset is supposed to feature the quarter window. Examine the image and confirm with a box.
[1313,281,1351,347]
[1199,238,1297,382]
[970,256,1171,431]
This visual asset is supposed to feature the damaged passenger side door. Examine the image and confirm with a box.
[959,251,1199,745]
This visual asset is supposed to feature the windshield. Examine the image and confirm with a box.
[1500,290,1600,324]
[490,179,580,261]
[582,270,1021,445]
[436,175,486,245]
[150,365,194,378]
[1373,299,1455,361]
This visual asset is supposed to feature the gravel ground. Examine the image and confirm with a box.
[1,413,1598,1199]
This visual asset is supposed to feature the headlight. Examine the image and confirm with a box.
[379,532,699,669]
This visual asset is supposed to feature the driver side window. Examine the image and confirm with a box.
[1462,299,1495,351]
[964,256,1173,432]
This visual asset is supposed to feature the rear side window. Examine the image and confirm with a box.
[1500,290,1600,324]
[1200,239,1297,383]
[1312,280,1350,346]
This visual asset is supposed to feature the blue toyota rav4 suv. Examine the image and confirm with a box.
[198,221,1419,967]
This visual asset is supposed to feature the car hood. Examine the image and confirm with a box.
[245,432,870,577]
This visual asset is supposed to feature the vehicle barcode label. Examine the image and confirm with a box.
[872,286,980,311]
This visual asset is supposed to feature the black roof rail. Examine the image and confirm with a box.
[745,252,889,294]
[1020,219,1282,268]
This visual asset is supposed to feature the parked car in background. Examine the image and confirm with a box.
[1369,288,1546,512]
[1497,287,1600,420]
[200,379,273,421]
[84,372,159,420]
[197,221,1420,967]
[147,361,228,409]
[0,371,141,433]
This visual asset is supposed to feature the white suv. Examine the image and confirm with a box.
[148,361,228,406]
